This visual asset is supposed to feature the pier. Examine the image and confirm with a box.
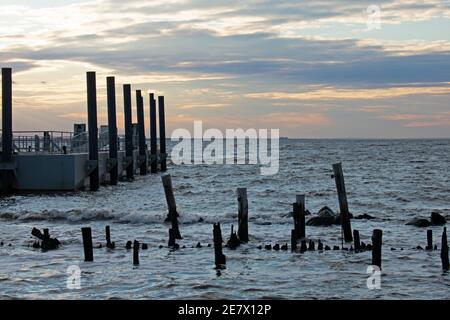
[0,68,168,192]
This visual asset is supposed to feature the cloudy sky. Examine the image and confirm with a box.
[1,0,450,138]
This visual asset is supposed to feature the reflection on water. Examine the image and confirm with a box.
[0,139,449,299]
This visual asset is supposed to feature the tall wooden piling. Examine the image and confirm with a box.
[81,227,94,262]
[1,68,12,164]
[106,76,118,185]
[133,240,140,266]
[441,227,449,271]
[149,93,158,174]
[213,223,226,268]
[371,229,382,269]
[426,230,433,250]
[291,230,297,252]
[293,201,305,240]
[332,163,353,242]
[237,188,249,242]
[1,68,14,193]
[86,72,99,191]
[136,90,147,175]
[353,230,361,251]
[158,96,167,172]
[123,84,134,180]
[161,174,182,239]
[105,225,114,248]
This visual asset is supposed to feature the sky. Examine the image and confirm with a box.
[0,0,450,138]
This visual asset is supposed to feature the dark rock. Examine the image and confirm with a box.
[324,245,331,251]
[257,245,262,250]
[431,212,446,225]
[281,244,288,251]
[125,241,132,249]
[198,217,204,223]
[107,242,116,249]
[360,242,367,250]
[207,244,211,247]
[0,242,3,246]
[265,244,272,250]
[273,244,280,251]
[142,243,148,250]
[416,245,423,250]
[354,214,375,220]
[333,246,340,250]
[391,247,396,251]
[406,218,431,227]
[342,247,349,251]
[31,227,61,251]
[366,244,373,250]
[434,245,438,250]
[159,245,164,249]
[196,242,202,248]
[306,206,339,226]
[96,244,103,249]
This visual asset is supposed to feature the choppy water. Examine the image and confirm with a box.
[0,139,449,299]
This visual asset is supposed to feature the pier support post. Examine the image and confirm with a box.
[371,229,382,269]
[136,90,147,175]
[161,174,182,239]
[237,188,249,243]
[1,68,14,193]
[291,230,297,252]
[106,77,118,185]
[2,68,13,164]
[441,227,449,271]
[353,230,361,252]
[293,195,306,240]
[426,230,433,250]
[158,96,167,172]
[123,84,134,180]
[81,227,94,262]
[149,93,158,174]
[332,163,353,242]
[86,72,99,191]
[133,240,140,266]
[213,223,226,268]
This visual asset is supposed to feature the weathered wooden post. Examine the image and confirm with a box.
[136,90,147,175]
[1,68,12,164]
[123,84,134,180]
[237,188,249,242]
[81,227,93,262]
[371,229,382,269]
[86,72,99,191]
[106,76,118,185]
[332,163,353,242]
[158,96,167,172]
[293,195,306,240]
[1,68,14,193]
[105,225,115,249]
[291,230,297,252]
[441,227,449,271]
[213,223,226,268]
[133,240,140,266]
[161,174,182,239]
[353,230,361,252]
[149,93,158,174]
[426,230,433,250]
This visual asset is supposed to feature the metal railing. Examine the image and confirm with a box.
[0,130,136,155]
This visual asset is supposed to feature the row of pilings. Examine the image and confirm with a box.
[0,68,168,193]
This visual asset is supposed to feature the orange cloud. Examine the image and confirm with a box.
[245,85,450,101]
